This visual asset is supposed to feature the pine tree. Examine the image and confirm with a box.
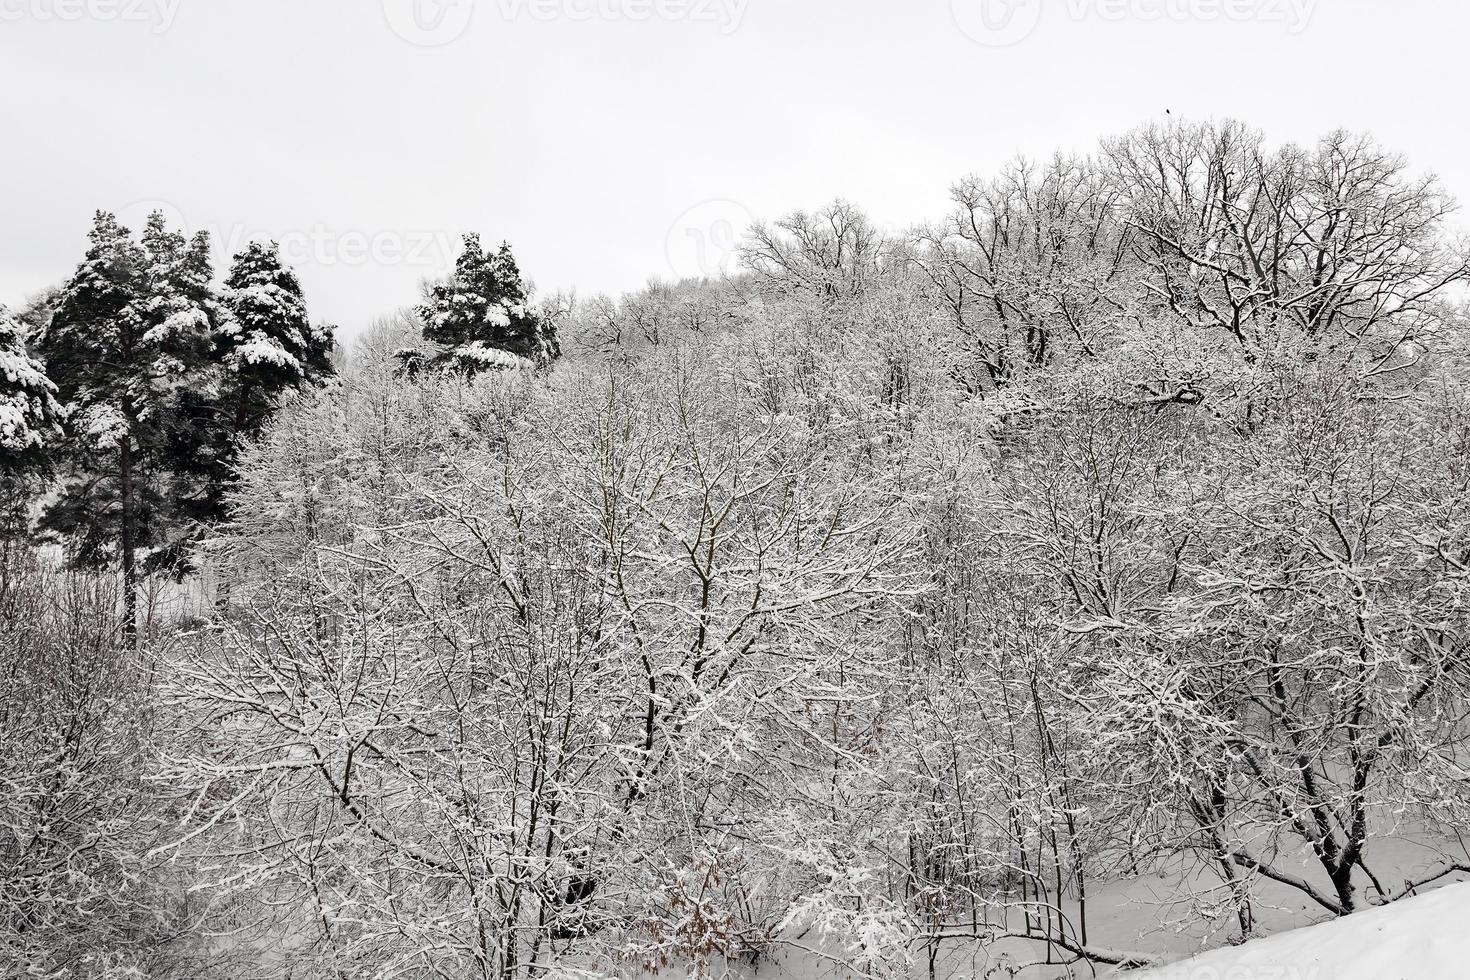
[219,241,334,428]
[190,241,336,532]
[0,304,62,475]
[409,234,557,374]
[0,303,63,545]
[141,215,235,571]
[37,210,217,638]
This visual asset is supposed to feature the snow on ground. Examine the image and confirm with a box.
[744,830,1470,979]
[1118,882,1470,980]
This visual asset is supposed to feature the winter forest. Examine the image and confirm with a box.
[3,119,1470,979]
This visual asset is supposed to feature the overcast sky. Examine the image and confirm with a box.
[2,0,1466,337]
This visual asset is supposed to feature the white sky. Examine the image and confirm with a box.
[2,0,1466,337]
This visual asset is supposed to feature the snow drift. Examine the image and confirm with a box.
[1121,883,1470,980]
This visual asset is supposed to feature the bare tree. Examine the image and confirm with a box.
[914,156,1132,394]
[1108,121,1468,374]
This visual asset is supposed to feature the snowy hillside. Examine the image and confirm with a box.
[9,102,1470,977]
[1122,884,1470,980]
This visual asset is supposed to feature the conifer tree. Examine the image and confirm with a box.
[0,303,63,546]
[218,241,334,428]
[37,210,216,638]
[0,304,62,475]
[142,214,231,559]
[184,241,337,533]
[409,234,557,374]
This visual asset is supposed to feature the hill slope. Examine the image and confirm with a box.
[1120,884,1470,980]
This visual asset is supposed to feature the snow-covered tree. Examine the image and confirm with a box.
[37,210,217,637]
[218,240,334,432]
[564,278,745,359]
[136,213,236,572]
[1108,121,1469,367]
[0,561,219,977]
[168,240,339,546]
[0,303,62,475]
[160,331,918,976]
[406,233,558,374]
[0,304,62,545]
[741,199,885,301]
[914,157,1131,394]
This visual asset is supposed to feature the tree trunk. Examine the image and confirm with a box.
[1331,865,1359,915]
[119,440,137,645]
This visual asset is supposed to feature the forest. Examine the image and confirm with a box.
[2,118,1469,979]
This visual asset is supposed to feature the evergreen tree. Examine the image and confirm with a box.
[141,215,236,571]
[0,304,62,475]
[0,303,63,546]
[409,234,557,374]
[219,241,334,427]
[37,210,216,638]
[191,241,336,531]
